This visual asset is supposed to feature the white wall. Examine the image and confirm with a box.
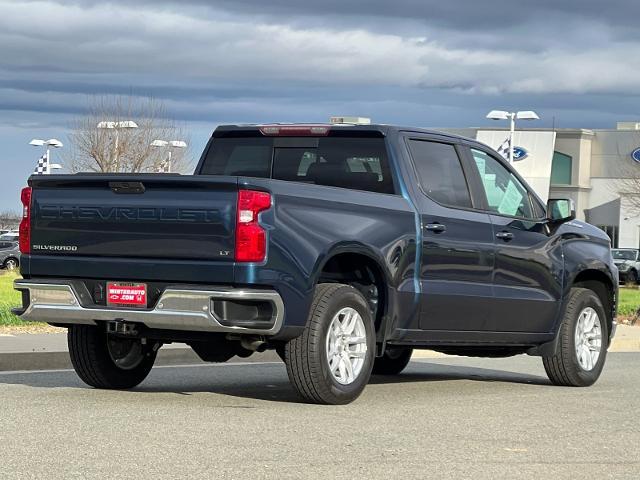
[588,178,640,248]
[476,130,556,202]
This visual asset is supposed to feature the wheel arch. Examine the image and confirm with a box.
[530,267,616,357]
[312,244,393,339]
[572,269,616,342]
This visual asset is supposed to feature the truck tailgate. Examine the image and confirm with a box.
[27,175,238,278]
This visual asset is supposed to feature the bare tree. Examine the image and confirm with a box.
[0,211,20,231]
[65,96,194,174]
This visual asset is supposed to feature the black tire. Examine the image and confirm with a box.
[68,325,156,389]
[626,270,638,285]
[3,257,19,271]
[372,347,413,375]
[542,287,608,387]
[284,283,375,405]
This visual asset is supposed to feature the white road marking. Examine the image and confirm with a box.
[0,361,282,376]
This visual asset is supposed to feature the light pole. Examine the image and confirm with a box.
[151,139,187,173]
[486,110,540,163]
[97,121,138,172]
[29,138,63,174]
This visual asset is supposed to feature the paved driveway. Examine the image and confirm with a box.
[0,353,638,479]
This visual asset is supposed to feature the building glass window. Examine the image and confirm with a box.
[597,225,618,248]
[551,151,572,185]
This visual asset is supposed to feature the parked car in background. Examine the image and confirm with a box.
[0,241,20,271]
[612,248,640,284]
[0,231,19,242]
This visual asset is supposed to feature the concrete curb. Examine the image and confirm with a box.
[0,347,204,372]
[1,326,638,372]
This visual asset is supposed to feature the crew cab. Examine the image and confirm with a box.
[13,123,618,404]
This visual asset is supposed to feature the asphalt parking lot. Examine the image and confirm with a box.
[1,353,639,479]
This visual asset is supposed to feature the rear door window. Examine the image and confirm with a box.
[201,136,395,194]
[407,139,472,208]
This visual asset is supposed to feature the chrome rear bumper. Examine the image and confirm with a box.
[13,279,284,335]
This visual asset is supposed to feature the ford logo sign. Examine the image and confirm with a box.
[512,146,528,161]
[632,148,640,163]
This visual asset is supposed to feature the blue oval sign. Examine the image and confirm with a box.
[632,148,640,163]
[512,146,528,161]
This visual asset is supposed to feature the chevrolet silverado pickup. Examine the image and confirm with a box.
[13,123,617,404]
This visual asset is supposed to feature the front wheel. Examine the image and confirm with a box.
[68,325,157,389]
[284,283,375,405]
[626,270,638,285]
[542,287,608,387]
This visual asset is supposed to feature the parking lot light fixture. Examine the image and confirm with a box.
[97,121,139,172]
[486,109,540,163]
[151,139,187,173]
[29,138,63,174]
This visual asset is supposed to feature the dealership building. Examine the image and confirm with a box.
[441,122,640,249]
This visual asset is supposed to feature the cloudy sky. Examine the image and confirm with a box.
[1,0,640,211]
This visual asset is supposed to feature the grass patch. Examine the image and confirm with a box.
[0,271,22,326]
[618,287,640,317]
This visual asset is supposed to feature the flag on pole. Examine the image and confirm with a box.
[496,136,510,160]
[33,154,48,174]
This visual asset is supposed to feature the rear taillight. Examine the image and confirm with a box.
[19,186,32,254]
[235,189,271,262]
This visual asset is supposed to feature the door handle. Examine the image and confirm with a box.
[496,231,514,241]
[425,223,446,233]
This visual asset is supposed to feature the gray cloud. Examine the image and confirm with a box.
[0,0,639,128]
[57,0,640,34]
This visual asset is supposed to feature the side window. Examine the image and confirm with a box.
[407,139,472,208]
[470,149,535,219]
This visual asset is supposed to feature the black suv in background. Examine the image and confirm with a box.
[14,123,618,404]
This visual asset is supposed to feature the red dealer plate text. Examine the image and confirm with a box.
[106,282,147,308]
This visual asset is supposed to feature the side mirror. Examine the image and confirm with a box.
[547,198,576,223]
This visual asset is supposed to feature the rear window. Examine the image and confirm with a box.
[200,136,395,194]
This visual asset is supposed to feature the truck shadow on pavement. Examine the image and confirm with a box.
[0,360,550,404]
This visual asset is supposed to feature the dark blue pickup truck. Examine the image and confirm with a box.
[13,123,617,404]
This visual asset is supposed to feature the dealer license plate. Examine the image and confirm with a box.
[106,282,147,308]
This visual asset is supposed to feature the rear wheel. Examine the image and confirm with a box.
[284,283,375,405]
[68,325,157,389]
[542,287,608,387]
[372,347,413,375]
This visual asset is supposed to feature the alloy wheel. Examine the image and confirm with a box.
[574,307,602,371]
[325,307,368,385]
